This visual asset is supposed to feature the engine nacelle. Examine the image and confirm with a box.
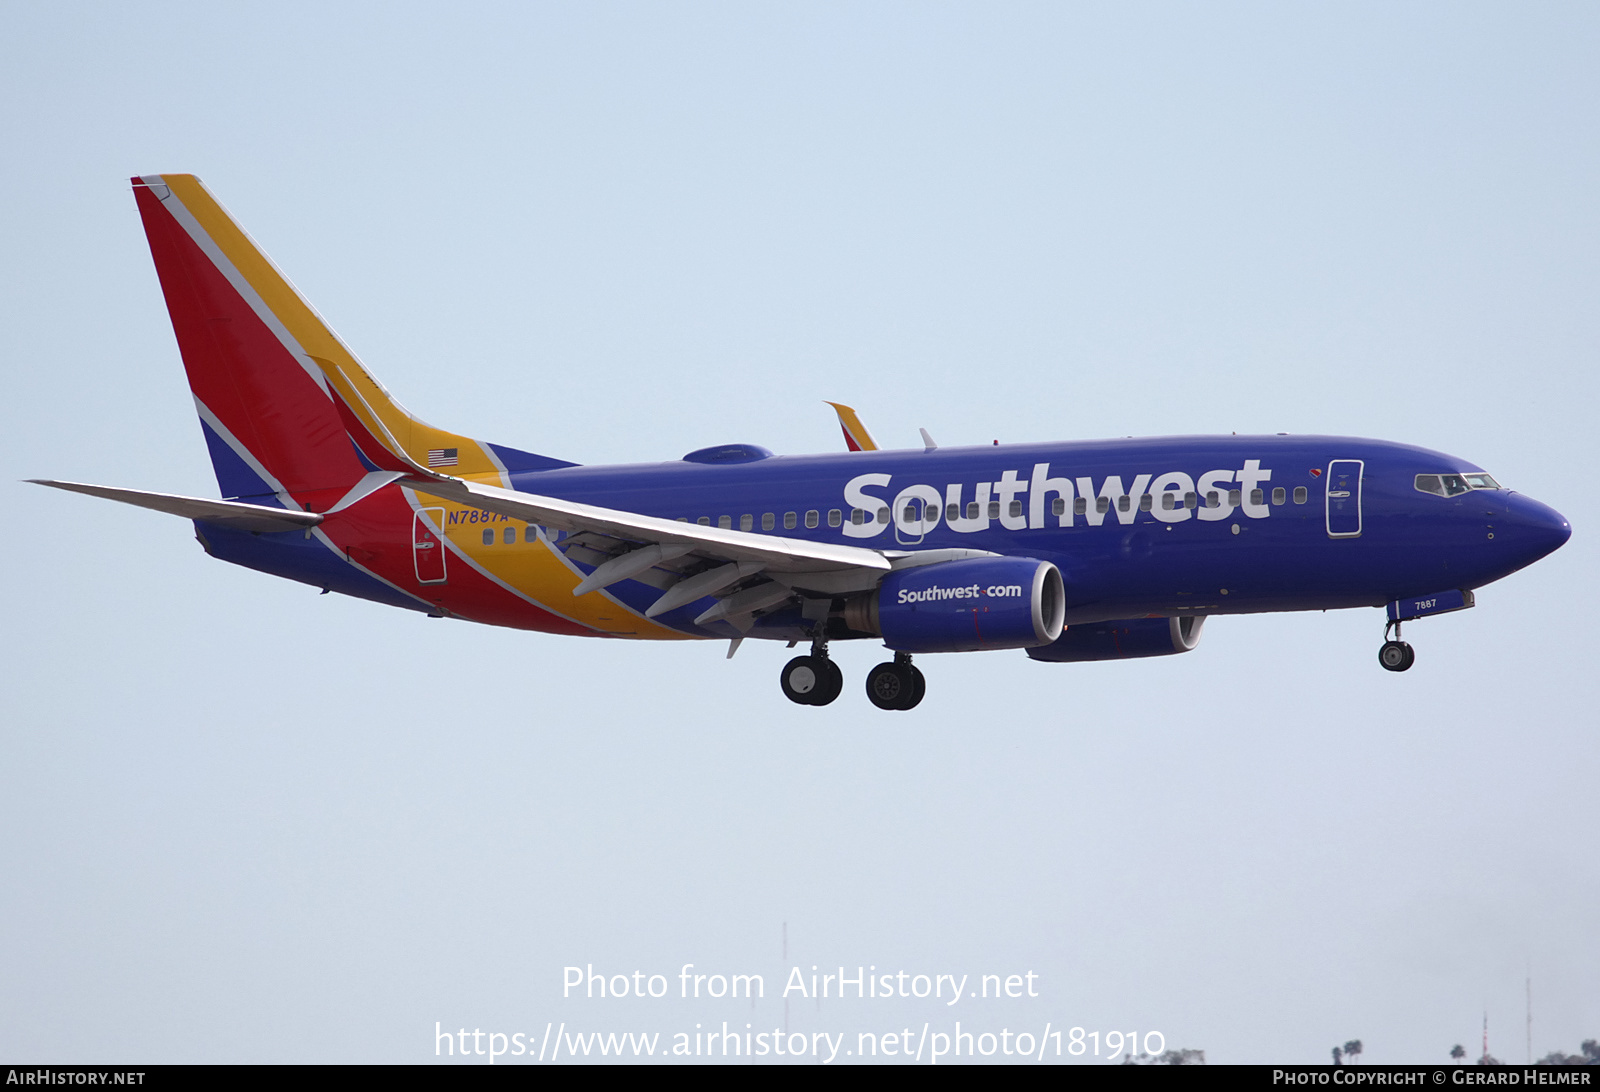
[843,557,1065,653]
[1026,616,1205,663]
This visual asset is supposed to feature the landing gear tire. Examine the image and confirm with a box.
[904,665,926,710]
[812,658,843,705]
[781,655,843,706]
[1378,640,1415,672]
[866,661,924,711]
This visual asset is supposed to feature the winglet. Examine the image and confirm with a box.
[825,402,878,452]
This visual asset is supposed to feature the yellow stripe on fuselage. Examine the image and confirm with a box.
[422,500,691,639]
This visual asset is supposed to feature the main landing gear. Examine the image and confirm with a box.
[1379,620,1415,673]
[865,651,925,711]
[779,642,926,710]
[780,639,844,706]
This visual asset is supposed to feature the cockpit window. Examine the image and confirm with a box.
[1415,472,1500,497]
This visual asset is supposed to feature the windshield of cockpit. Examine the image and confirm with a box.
[1414,472,1501,497]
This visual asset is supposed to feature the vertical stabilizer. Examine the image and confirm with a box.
[132,174,528,505]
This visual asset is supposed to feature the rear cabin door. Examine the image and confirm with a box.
[413,507,448,583]
[1325,460,1364,538]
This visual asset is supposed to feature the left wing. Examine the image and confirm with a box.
[407,475,1000,630]
[407,475,891,630]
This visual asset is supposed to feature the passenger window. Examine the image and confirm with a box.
[1206,491,1219,508]
[1118,495,1130,512]
[987,501,1000,519]
[674,517,687,523]
[784,512,797,529]
[1271,487,1286,506]
[502,527,515,544]
[718,516,732,529]
[1073,497,1087,516]
[967,502,980,519]
[1293,487,1307,504]
[1009,500,1023,518]
[828,509,842,527]
[805,510,820,529]
[850,509,865,525]
[1183,491,1196,509]
[1228,488,1241,507]
[696,516,710,526]
[1139,495,1153,512]
[525,526,539,542]
[948,503,961,520]
[762,513,775,531]
[877,507,890,524]
[739,514,752,531]
[1250,489,1264,506]
[1160,494,1174,511]
[1096,497,1110,514]
[481,529,494,545]
[903,504,918,523]
[1052,497,1066,516]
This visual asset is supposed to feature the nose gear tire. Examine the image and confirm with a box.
[1378,640,1415,672]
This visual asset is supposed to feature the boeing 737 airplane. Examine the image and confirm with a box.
[32,175,1572,710]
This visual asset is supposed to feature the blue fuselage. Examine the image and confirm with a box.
[507,434,1569,634]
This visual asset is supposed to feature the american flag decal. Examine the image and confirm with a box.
[427,448,459,467]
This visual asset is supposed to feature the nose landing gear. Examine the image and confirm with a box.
[780,636,844,706]
[1379,620,1415,672]
[865,651,926,711]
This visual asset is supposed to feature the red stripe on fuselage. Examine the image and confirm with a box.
[320,485,594,636]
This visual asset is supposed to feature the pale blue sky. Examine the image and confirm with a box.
[3,1,1596,1063]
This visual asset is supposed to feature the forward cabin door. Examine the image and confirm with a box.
[413,507,448,583]
[1325,460,1364,538]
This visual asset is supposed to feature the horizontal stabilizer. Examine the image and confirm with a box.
[30,480,323,533]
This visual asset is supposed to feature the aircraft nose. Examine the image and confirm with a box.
[1502,493,1571,564]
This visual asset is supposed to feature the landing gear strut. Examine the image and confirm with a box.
[866,651,926,711]
[780,635,844,706]
[1379,620,1415,673]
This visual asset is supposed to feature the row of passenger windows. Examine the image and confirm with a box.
[464,486,1325,547]
[477,526,540,545]
[466,487,1321,547]
[677,487,1312,533]
[686,509,847,531]
[468,479,1497,546]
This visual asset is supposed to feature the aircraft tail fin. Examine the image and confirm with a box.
[131,174,570,506]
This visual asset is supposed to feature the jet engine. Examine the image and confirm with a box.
[842,557,1065,653]
[1026,616,1205,663]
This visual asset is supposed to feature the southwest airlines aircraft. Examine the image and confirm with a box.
[33,175,1572,711]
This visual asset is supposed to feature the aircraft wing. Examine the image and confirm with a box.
[408,475,887,572]
[405,475,904,627]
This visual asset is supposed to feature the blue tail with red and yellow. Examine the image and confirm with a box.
[131,174,570,506]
